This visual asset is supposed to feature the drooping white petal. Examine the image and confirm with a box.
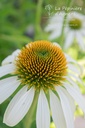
[66,76,80,92]
[2,49,20,65]
[72,11,85,21]
[65,54,77,64]
[65,54,83,75]
[49,29,61,40]
[58,86,75,113]
[0,64,15,77]
[3,87,34,127]
[50,90,66,128]
[36,89,50,128]
[64,83,85,112]
[45,12,64,33]
[68,72,82,83]
[81,28,85,36]
[67,63,80,75]
[56,86,74,128]
[45,13,63,40]
[64,31,74,49]
[0,76,20,104]
[49,12,64,23]
[45,24,58,32]
[3,85,28,123]
[76,32,85,51]
[53,42,61,49]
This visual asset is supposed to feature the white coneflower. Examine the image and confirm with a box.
[0,40,85,128]
[64,11,85,51]
[45,11,85,51]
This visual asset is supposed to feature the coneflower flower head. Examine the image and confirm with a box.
[0,40,85,128]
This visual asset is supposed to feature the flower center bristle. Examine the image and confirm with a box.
[15,41,67,90]
[69,18,82,30]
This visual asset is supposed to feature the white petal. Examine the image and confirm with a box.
[45,24,58,32]
[2,49,20,65]
[65,54,83,75]
[68,63,80,74]
[0,76,20,104]
[50,12,64,23]
[2,55,14,65]
[12,49,21,56]
[56,86,74,128]
[4,87,34,127]
[0,64,15,77]
[58,87,75,113]
[65,54,77,63]
[36,89,50,128]
[66,76,80,92]
[81,28,85,36]
[50,90,66,128]
[49,29,61,40]
[72,11,85,21]
[76,32,85,51]
[64,31,74,49]
[64,83,85,112]
[3,85,28,123]
[53,42,61,49]
[68,72,82,83]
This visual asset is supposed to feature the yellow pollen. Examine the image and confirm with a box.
[15,40,67,90]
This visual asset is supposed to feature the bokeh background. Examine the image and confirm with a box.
[0,0,85,128]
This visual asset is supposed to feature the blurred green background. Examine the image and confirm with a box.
[0,0,85,128]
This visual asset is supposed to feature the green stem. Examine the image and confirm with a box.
[23,91,39,128]
[35,0,43,36]
[59,0,73,47]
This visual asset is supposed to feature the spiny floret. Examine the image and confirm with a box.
[15,40,67,90]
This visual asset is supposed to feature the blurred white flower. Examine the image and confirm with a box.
[0,40,84,128]
[45,12,85,51]
[64,12,85,51]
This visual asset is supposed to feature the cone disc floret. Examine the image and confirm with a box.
[15,41,67,90]
[69,18,82,30]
